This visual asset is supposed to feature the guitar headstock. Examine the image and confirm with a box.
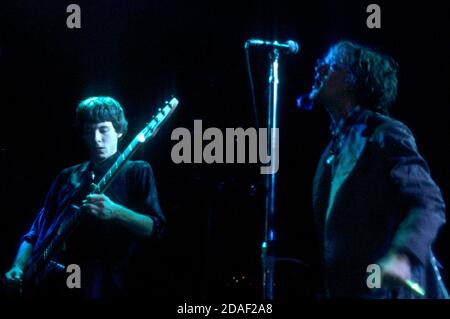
[138,97,179,142]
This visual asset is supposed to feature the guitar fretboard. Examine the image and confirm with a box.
[95,101,176,194]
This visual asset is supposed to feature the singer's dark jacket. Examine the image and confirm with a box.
[21,152,165,298]
[312,107,448,298]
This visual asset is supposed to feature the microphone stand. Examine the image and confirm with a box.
[262,48,280,299]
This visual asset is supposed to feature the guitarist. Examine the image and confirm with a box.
[3,96,166,298]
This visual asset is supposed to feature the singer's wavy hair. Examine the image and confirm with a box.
[75,96,128,138]
[326,41,398,115]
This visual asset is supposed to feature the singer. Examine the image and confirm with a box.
[308,41,448,298]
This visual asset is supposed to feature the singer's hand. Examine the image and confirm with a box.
[379,251,412,288]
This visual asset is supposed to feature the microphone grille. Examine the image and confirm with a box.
[287,40,300,54]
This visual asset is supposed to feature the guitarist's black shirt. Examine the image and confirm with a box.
[21,152,166,298]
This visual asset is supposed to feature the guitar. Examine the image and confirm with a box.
[9,97,179,296]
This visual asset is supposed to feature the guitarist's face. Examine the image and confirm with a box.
[83,121,123,162]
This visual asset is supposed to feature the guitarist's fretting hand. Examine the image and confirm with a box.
[81,194,119,221]
[81,193,154,238]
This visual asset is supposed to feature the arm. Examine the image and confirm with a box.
[4,241,33,283]
[372,121,446,291]
[82,194,154,238]
[377,122,446,265]
[113,203,154,238]
[82,161,165,239]
[5,203,49,284]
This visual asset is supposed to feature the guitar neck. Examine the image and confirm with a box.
[95,137,141,195]
[95,98,178,194]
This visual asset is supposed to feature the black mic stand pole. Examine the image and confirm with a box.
[262,47,280,299]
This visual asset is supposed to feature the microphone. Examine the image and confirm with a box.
[245,39,300,55]
[296,93,314,111]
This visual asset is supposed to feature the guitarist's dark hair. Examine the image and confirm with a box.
[75,96,128,138]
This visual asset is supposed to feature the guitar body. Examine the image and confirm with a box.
[23,204,81,296]
[1,204,81,298]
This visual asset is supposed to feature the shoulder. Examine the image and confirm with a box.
[124,160,155,178]
[365,112,416,149]
[53,162,89,183]
[123,160,158,191]
[59,162,88,175]
[125,160,152,171]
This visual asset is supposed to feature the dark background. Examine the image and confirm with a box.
[0,0,448,299]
